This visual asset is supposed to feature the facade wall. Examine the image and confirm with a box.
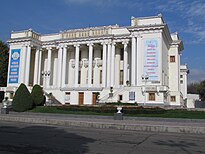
[4,15,188,107]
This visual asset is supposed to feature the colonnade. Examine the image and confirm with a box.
[20,38,138,89]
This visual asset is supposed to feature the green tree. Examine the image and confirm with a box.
[197,80,205,101]
[31,84,45,106]
[12,83,34,112]
[187,82,199,94]
[0,41,9,101]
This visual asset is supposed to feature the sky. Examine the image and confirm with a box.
[0,0,204,84]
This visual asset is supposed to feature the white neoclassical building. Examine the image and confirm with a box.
[1,14,189,106]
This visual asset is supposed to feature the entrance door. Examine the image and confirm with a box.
[79,92,84,105]
[92,93,97,105]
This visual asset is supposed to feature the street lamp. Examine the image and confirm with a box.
[41,71,51,88]
[141,74,149,106]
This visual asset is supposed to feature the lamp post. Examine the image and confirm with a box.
[41,71,50,88]
[142,74,149,106]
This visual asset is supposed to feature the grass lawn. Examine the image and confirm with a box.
[30,106,205,119]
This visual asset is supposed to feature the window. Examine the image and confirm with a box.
[100,70,102,84]
[180,80,183,84]
[180,75,183,78]
[171,96,176,102]
[91,70,93,84]
[149,93,155,101]
[120,48,124,60]
[100,49,103,60]
[78,71,81,84]
[79,50,82,61]
[119,95,123,101]
[170,56,175,62]
[120,70,123,85]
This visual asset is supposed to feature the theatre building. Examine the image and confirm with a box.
[2,14,189,106]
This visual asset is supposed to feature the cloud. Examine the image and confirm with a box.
[62,0,205,44]
[188,68,205,83]
[154,0,205,44]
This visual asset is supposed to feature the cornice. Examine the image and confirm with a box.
[127,24,166,32]
[7,37,42,46]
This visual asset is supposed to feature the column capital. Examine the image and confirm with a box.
[57,44,64,49]
[46,46,52,50]
[122,40,129,45]
[112,42,116,46]
[74,43,80,48]
[101,41,108,45]
[87,42,94,46]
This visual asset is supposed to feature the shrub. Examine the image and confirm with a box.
[12,83,34,112]
[31,84,45,106]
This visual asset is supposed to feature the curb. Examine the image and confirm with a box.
[1,115,205,134]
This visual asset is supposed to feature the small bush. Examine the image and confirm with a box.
[31,84,45,106]
[12,83,34,112]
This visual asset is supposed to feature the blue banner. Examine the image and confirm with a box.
[9,49,20,83]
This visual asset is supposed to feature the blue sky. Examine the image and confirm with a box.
[0,0,205,83]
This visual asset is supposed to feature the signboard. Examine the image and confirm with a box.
[129,91,135,101]
[9,49,20,83]
[144,39,158,81]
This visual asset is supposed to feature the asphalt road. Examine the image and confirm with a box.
[0,121,205,154]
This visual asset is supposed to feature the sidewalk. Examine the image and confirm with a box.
[1,111,205,134]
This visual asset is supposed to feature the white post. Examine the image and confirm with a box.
[110,42,116,87]
[46,47,52,88]
[87,43,93,87]
[25,45,31,86]
[62,45,67,87]
[37,49,42,85]
[74,44,80,87]
[131,36,136,86]
[107,43,111,87]
[57,46,63,88]
[33,47,40,85]
[102,43,107,87]
[123,41,128,86]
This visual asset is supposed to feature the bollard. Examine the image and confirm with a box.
[114,106,123,120]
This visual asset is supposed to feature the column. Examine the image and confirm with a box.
[57,46,63,88]
[102,43,107,87]
[37,49,42,85]
[131,36,136,86]
[74,44,80,87]
[62,45,67,87]
[87,43,93,87]
[46,47,52,88]
[25,45,31,86]
[123,41,128,86]
[110,42,116,87]
[106,43,111,87]
[33,47,40,85]
[20,45,27,83]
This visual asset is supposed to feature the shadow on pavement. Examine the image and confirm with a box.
[153,140,197,154]
[0,124,95,154]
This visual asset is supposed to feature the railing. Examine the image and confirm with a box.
[99,87,124,103]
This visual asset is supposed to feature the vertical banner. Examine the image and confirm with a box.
[9,49,21,83]
[144,39,158,81]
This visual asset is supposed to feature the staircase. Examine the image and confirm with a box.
[98,87,124,103]
[43,90,61,106]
